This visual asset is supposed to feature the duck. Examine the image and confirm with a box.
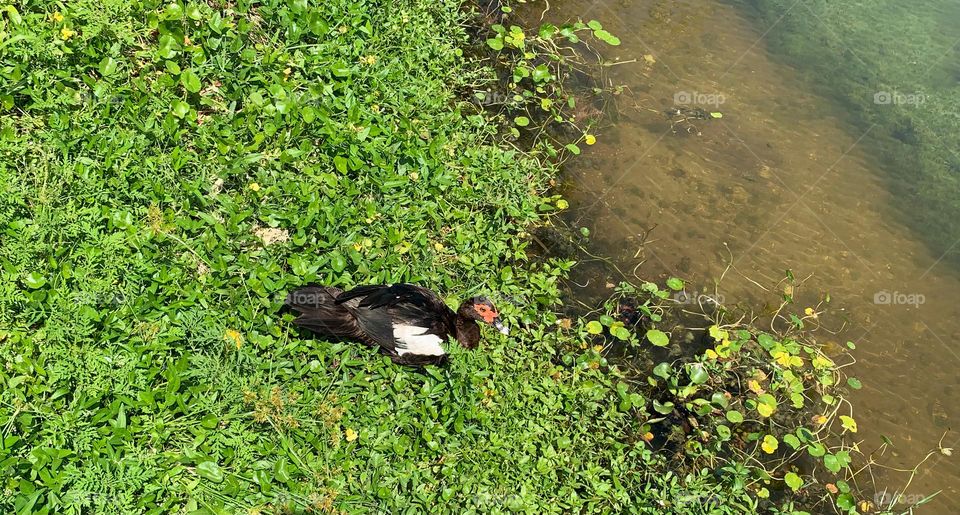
[283,284,508,366]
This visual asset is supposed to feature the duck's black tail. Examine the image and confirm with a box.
[283,286,358,338]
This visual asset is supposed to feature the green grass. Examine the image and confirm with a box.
[0,0,865,513]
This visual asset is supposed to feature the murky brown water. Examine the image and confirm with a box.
[524,0,960,511]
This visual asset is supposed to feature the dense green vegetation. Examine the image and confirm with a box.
[739,0,960,263]
[0,0,874,513]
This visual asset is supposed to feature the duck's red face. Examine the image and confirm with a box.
[467,297,509,335]
[472,302,498,323]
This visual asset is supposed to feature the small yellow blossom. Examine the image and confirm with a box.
[225,329,243,349]
[338,25,348,34]
[60,27,76,40]
[52,11,64,23]
[433,242,444,251]
[345,428,358,442]
[584,134,597,145]
[249,182,261,192]
[592,344,604,353]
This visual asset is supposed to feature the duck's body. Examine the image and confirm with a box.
[284,284,506,366]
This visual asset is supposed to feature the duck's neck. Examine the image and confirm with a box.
[454,316,480,349]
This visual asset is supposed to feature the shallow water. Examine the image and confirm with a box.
[525,0,960,511]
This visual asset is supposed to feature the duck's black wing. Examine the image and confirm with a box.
[335,284,456,356]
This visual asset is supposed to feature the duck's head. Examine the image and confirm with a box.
[458,296,509,335]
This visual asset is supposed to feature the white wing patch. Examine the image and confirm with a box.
[393,324,446,356]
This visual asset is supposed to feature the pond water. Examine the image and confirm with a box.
[524,0,960,511]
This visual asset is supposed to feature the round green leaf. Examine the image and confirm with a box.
[666,277,684,291]
[181,69,202,93]
[586,321,603,334]
[653,362,672,380]
[98,56,118,76]
[686,364,709,385]
[725,410,744,424]
[645,329,669,347]
[611,326,631,341]
[24,272,46,289]
[197,461,224,483]
[784,472,803,491]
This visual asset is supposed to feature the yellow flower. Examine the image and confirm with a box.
[584,134,597,145]
[433,242,444,251]
[224,329,243,349]
[60,27,76,40]
[249,182,261,192]
[345,428,358,442]
[52,11,64,23]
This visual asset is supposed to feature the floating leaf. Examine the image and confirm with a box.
[715,425,731,440]
[807,442,827,457]
[710,392,729,409]
[839,415,858,433]
[725,410,744,424]
[784,472,803,491]
[666,277,684,291]
[783,434,801,449]
[708,325,728,341]
[586,321,603,335]
[653,362,672,380]
[611,326,631,341]
[593,29,621,46]
[847,377,862,389]
[645,329,669,347]
[686,364,709,385]
[514,116,530,127]
[761,435,779,454]
[756,402,774,418]
[823,454,842,473]
[565,143,581,155]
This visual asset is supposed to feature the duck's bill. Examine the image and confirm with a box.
[493,318,509,335]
